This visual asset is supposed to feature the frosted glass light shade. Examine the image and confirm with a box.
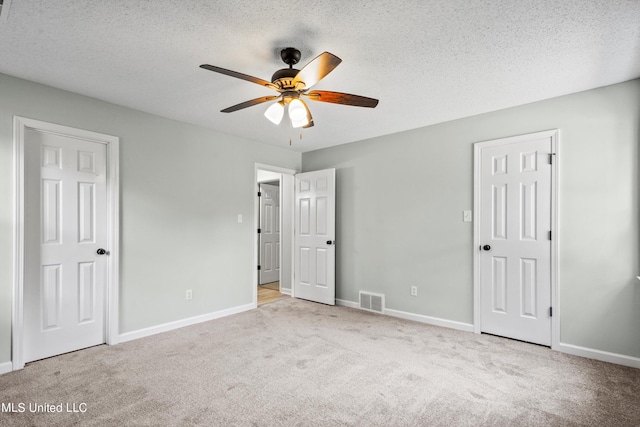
[289,99,309,128]
[288,99,307,121]
[264,102,284,125]
[291,117,309,128]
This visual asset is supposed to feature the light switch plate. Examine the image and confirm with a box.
[463,210,472,222]
[237,214,243,223]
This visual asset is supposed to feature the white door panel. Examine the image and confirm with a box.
[24,129,107,362]
[479,136,552,346]
[259,183,280,284]
[295,169,335,305]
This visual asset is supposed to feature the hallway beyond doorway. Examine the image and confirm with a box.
[258,282,285,306]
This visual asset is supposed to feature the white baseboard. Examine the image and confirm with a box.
[336,299,639,368]
[384,308,475,333]
[0,361,13,375]
[556,342,640,369]
[335,298,359,309]
[336,299,474,333]
[280,288,292,295]
[118,302,256,344]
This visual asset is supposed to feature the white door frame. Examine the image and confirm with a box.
[473,129,559,349]
[253,163,297,306]
[12,116,120,370]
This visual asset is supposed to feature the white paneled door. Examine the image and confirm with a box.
[295,169,336,305]
[23,128,107,363]
[478,134,553,346]
[259,183,280,285]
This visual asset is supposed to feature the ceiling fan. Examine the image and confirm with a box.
[200,47,379,129]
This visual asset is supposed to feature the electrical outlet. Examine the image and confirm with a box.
[410,286,418,297]
[463,210,472,222]
[186,289,193,300]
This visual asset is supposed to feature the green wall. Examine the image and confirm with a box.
[302,79,640,359]
[0,73,301,365]
[2,71,638,367]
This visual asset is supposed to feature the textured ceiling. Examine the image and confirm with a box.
[0,1,639,152]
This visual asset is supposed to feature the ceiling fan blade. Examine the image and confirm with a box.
[200,64,278,91]
[305,90,379,108]
[292,52,342,89]
[221,96,279,113]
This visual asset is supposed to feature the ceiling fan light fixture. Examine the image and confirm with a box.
[288,99,307,122]
[289,99,310,128]
[264,101,284,125]
[291,116,309,128]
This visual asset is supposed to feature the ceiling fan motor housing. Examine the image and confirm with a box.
[271,68,301,89]
[270,47,306,89]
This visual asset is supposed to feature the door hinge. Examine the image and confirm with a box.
[257,265,261,271]
[257,191,262,197]
[549,307,553,317]
[548,153,555,164]
[257,228,261,234]
[548,230,552,240]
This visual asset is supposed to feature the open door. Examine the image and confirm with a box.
[294,169,336,305]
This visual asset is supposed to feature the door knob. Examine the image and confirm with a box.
[97,248,110,255]
[326,240,335,245]
[482,245,491,251]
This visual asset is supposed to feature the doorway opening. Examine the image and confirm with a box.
[258,178,282,305]
[252,164,337,307]
[258,179,280,288]
[254,164,296,307]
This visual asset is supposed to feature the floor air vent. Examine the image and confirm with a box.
[359,291,385,314]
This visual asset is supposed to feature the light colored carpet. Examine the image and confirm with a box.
[1,297,639,426]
